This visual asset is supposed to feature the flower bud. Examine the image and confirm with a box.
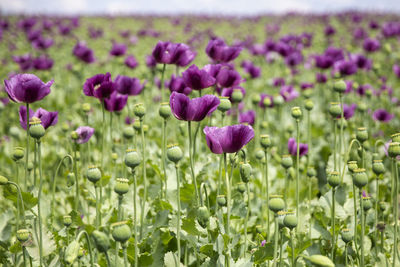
[111,221,131,243]
[65,240,80,264]
[303,89,313,99]
[283,211,297,229]
[143,124,149,133]
[61,122,70,133]
[231,89,243,103]
[256,225,263,234]
[92,230,110,253]
[27,162,34,171]
[333,80,346,94]
[274,95,284,106]
[358,102,367,112]
[263,97,272,107]
[363,196,372,211]
[12,147,24,161]
[16,229,30,242]
[167,144,183,163]
[67,172,75,187]
[255,149,264,161]
[328,102,341,117]
[159,102,171,119]
[133,103,146,118]
[251,94,261,106]
[305,99,314,111]
[341,229,352,243]
[291,106,302,119]
[388,142,400,158]
[260,134,271,149]
[327,171,340,188]
[114,178,129,195]
[217,195,226,206]
[86,165,101,184]
[112,153,118,161]
[197,206,210,228]
[377,221,386,232]
[63,215,72,227]
[218,97,232,112]
[372,160,385,175]
[122,126,135,139]
[125,149,141,169]
[356,127,368,143]
[307,166,316,178]
[347,161,358,173]
[391,133,400,143]
[268,195,285,213]
[237,182,246,193]
[29,118,45,139]
[240,162,252,183]
[353,168,368,188]
[70,131,79,140]
[308,255,335,267]
[0,175,8,185]
[133,120,141,132]
[281,155,293,169]
[82,103,91,113]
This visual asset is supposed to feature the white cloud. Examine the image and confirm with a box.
[0,0,25,12]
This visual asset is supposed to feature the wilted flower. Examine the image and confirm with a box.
[4,74,53,103]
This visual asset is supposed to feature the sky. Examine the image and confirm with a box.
[0,0,400,15]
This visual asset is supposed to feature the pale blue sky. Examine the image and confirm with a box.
[1,0,399,15]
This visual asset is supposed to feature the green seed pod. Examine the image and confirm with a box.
[112,153,118,161]
[16,229,30,242]
[328,171,340,188]
[358,102,367,112]
[125,149,141,169]
[277,211,286,229]
[388,142,400,158]
[308,254,335,267]
[303,89,313,99]
[353,168,368,188]
[122,126,135,139]
[197,206,210,228]
[333,80,347,94]
[347,161,358,173]
[218,97,232,112]
[82,103,91,113]
[255,149,265,161]
[231,89,243,103]
[377,221,386,232]
[111,221,131,243]
[86,165,101,184]
[78,247,84,258]
[65,240,80,264]
[305,99,314,111]
[240,162,252,183]
[167,144,183,163]
[70,130,79,140]
[363,196,372,211]
[251,93,261,106]
[263,97,272,107]
[159,102,171,119]
[0,175,8,185]
[328,102,341,117]
[341,229,352,243]
[27,162,34,172]
[12,147,24,161]
[307,166,316,178]
[356,127,368,143]
[133,120,141,132]
[134,103,146,118]
[217,195,226,206]
[283,212,297,229]
[268,195,285,213]
[67,172,75,187]
[260,134,271,149]
[281,155,293,169]
[61,122,70,133]
[391,133,400,143]
[237,182,246,193]
[291,106,302,119]
[372,160,385,175]
[63,215,72,227]
[143,124,149,133]
[379,202,387,213]
[92,230,110,253]
[114,178,129,195]
[29,118,45,139]
[274,95,284,106]
[286,124,294,134]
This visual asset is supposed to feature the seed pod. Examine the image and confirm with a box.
[377,221,386,232]
[251,94,261,106]
[347,161,358,173]
[341,229,352,243]
[333,80,347,93]
[133,120,141,132]
[12,147,24,161]
[263,97,272,107]
[268,195,285,213]
[67,172,75,187]
[92,230,110,253]
[237,182,246,193]
[283,212,297,229]
[308,254,335,267]
[391,133,400,143]
[114,178,129,195]
[305,99,314,111]
[277,211,286,229]
[327,171,340,188]
[167,144,183,163]
[239,162,252,183]
[63,215,72,227]
[388,142,400,158]
[356,127,368,143]
[111,221,131,243]
[86,165,101,184]
[125,149,141,169]
[274,95,284,106]
[29,118,45,139]
[0,175,8,185]
[65,240,80,264]
[307,166,316,178]
[363,196,372,211]
[372,160,385,175]
[159,102,171,119]
[353,168,368,188]
[16,229,30,242]
[27,162,34,172]
[111,153,118,161]
[291,106,302,119]
[122,126,135,139]
[255,149,264,161]
[231,89,243,103]
[133,103,146,118]
[260,134,271,149]
[217,195,226,207]
[82,103,91,113]
[218,97,232,112]
[197,206,210,228]
[328,102,341,117]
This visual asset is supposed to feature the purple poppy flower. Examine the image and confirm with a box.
[287,138,308,157]
[261,240,267,247]
[13,54,33,71]
[285,51,303,67]
[146,55,157,69]
[316,73,327,84]
[32,36,54,50]
[300,82,314,90]
[393,64,400,78]
[204,64,222,79]
[259,93,274,108]
[203,124,254,154]
[280,85,299,102]
[324,25,336,36]
[83,73,115,99]
[115,75,145,96]
[4,74,53,103]
[315,55,334,69]
[165,75,192,95]
[353,27,368,40]
[239,110,256,125]
[340,103,357,120]
[241,60,261,79]
[363,38,380,53]
[350,54,372,70]
[169,43,196,67]
[273,77,285,87]
[334,60,358,76]
[356,84,372,96]
[125,116,134,125]
[221,86,246,102]
[104,91,128,112]
[73,42,95,64]
[169,92,220,122]
[59,24,71,35]
[74,126,94,144]
[205,38,242,62]
[110,43,127,57]
[372,109,394,122]
[324,47,344,62]
[182,64,216,90]
[33,55,53,70]
[124,55,138,69]
[216,67,243,88]
[19,106,58,130]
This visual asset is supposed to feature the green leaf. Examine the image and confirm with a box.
[139,251,153,266]
[99,174,111,187]
[164,251,179,267]
[200,244,215,258]
[182,218,202,236]
[9,242,21,253]
[253,242,274,264]
[3,185,38,210]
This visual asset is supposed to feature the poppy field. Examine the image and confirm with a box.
[1,12,400,267]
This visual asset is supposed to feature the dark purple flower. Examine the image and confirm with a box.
[205,38,242,62]
[32,36,54,50]
[19,106,58,130]
[124,55,138,69]
[204,64,222,79]
[241,60,261,79]
[315,55,334,69]
[83,73,115,99]
[287,138,308,157]
[334,60,358,76]
[280,85,299,102]
[166,75,192,95]
[146,55,157,69]
[273,77,285,87]
[363,38,380,53]
[4,74,53,103]
[169,43,196,67]
[74,126,94,144]
[353,27,368,40]
[182,64,216,90]
[203,124,254,154]
[13,54,33,71]
[324,47,344,62]
[316,73,327,84]
[341,103,357,120]
[285,51,303,67]
[259,93,274,108]
[300,82,314,90]
[350,54,372,70]
[169,92,220,122]
[104,91,128,112]
[115,75,145,96]
[324,25,336,36]
[221,86,246,101]
[393,64,400,78]
[216,67,243,88]
[59,24,71,35]
[239,110,255,125]
[33,55,53,70]
[110,43,127,57]
[125,116,134,125]
[73,42,95,64]
[372,109,394,122]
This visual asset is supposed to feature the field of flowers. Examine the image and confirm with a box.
[0,12,400,266]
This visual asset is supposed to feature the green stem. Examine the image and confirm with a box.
[188,121,200,206]
[309,175,312,241]
[25,103,29,191]
[360,191,365,267]
[333,119,337,171]
[140,118,147,240]
[352,183,359,258]
[8,182,26,228]
[176,164,181,266]
[118,195,123,221]
[224,153,231,267]
[37,141,44,267]
[123,245,128,267]
[393,159,398,267]
[331,188,336,261]
[339,93,344,174]
[296,119,300,220]
[115,241,119,266]
[101,102,105,169]
[264,148,270,240]
[284,169,288,208]
[132,170,138,267]
[95,186,100,228]
[375,174,380,256]
[243,183,250,257]
[345,244,348,267]
[273,215,279,267]
[279,230,283,267]
[76,230,94,267]
[216,154,223,213]
[22,246,27,267]
[162,119,167,199]
[290,230,295,267]
[160,64,166,102]
[33,142,37,187]
[74,145,79,211]
[105,251,111,267]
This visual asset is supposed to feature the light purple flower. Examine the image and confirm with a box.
[19,106,58,130]
[75,126,94,144]
[4,74,53,103]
